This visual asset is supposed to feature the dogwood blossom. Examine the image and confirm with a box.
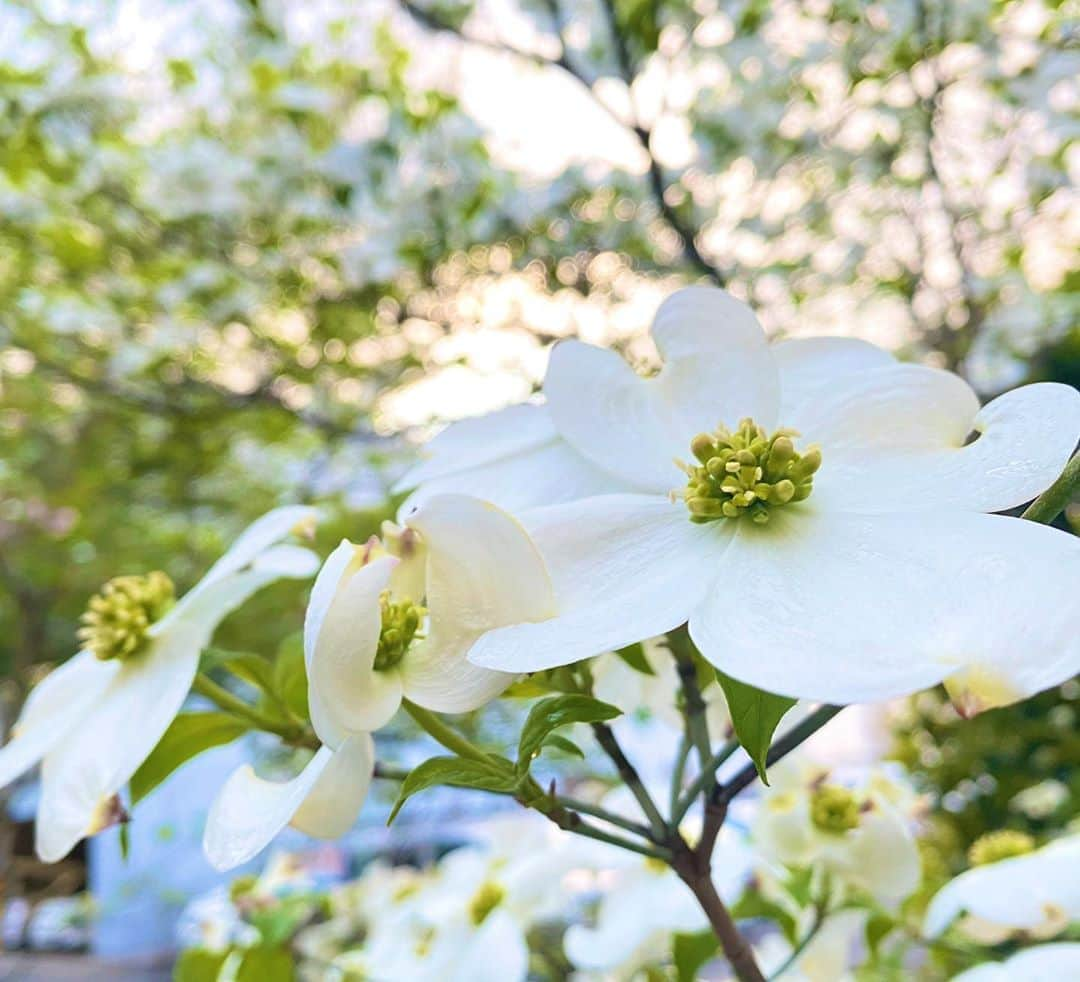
[950,943,1080,982]
[0,506,318,862]
[924,833,1080,943]
[463,287,1080,713]
[203,495,553,869]
[748,761,923,907]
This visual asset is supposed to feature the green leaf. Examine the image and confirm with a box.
[272,634,308,719]
[864,912,895,957]
[615,642,654,675]
[672,929,720,982]
[541,734,585,760]
[731,890,798,945]
[174,948,229,982]
[236,945,295,982]
[388,755,520,823]
[130,712,249,805]
[714,671,796,784]
[517,694,621,773]
[785,866,816,908]
[201,647,277,693]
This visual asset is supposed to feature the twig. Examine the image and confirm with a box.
[192,673,318,748]
[1021,451,1080,525]
[554,794,655,840]
[591,721,668,838]
[673,739,739,824]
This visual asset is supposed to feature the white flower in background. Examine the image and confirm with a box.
[203,495,554,870]
[950,943,1080,982]
[353,815,584,982]
[466,287,1080,714]
[750,761,923,907]
[924,833,1080,944]
[0,506,319,863]
[591,636,730,736]
[748,909,868,982]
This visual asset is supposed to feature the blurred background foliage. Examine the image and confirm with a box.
[0,0,1077,941]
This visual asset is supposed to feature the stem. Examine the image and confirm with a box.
[555,795,654,840]
[670,735,691,816]
[673,739,739,824]
[678,866,766,982]
[591,721,668,838]
[668,628,713,778]
[402,700,490,762]
[768,908,827,980]
[192,674,316,748]
[373,763,410,781]
[715,705,844,805]
[547,812,671,861]
[1022,451,1080,525]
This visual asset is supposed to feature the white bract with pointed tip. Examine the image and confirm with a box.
[203,494,555,870]
[0,506,320,862]
[924,834,1080,942]
[458,287,1080,713]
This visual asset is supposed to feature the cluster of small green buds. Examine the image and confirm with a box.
[468,881,506,926]
[810,784,862,834]
[967,829,1036,867]
[374,591,425,671]
[78,571,175,661]
[681,419,820,524]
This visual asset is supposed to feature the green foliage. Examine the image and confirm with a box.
[671,929,720,982]
[714,672,797,783]
[516,694,621,774]
[890,682,1080,873]
[235,945,295,982]
[388,755,520,823]
[130,712,250,805]
[174,948,229,982]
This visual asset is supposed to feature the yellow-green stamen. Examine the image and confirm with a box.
[467,881,506,926]
[374,591,425,671]
[681,418,820,524]
[810,784,861,834]
[967,830,1035,866]
[78,571,175,661]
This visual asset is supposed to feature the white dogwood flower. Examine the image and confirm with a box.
[0,506,319,862]
[203,495,554,870]
[924,833,1080,943]
[950,943,1080,982]
[466,287,1080,713]
[750,761,923,907]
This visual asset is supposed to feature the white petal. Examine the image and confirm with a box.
[832,805,921,905]
[35,637,201,862]
[398,438,633,516]
[802,363,980,453]
[925,837,1080,937]
[951,944,1080,982]
[191,505,318,594]
[813,381,1080,514]
[690,508,1080,706]
[308,554,399,735]
[204,733,374,871]
[469,496,726,673]
[303,540,363,671]
[400,495,555,712]
[545,287,779,492]
[251,543,319,578]
[393,403,555,491]
[0,651,117,788]
[772,336,896,432]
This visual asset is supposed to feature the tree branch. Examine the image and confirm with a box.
[591,721,668,838]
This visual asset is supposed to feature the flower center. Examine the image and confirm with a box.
[78,571,175,661]
[810,784,861,834]
[467,881,505,926]
[967,830,1035,866]
[374,591,425,671]
[681,418,820,524]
